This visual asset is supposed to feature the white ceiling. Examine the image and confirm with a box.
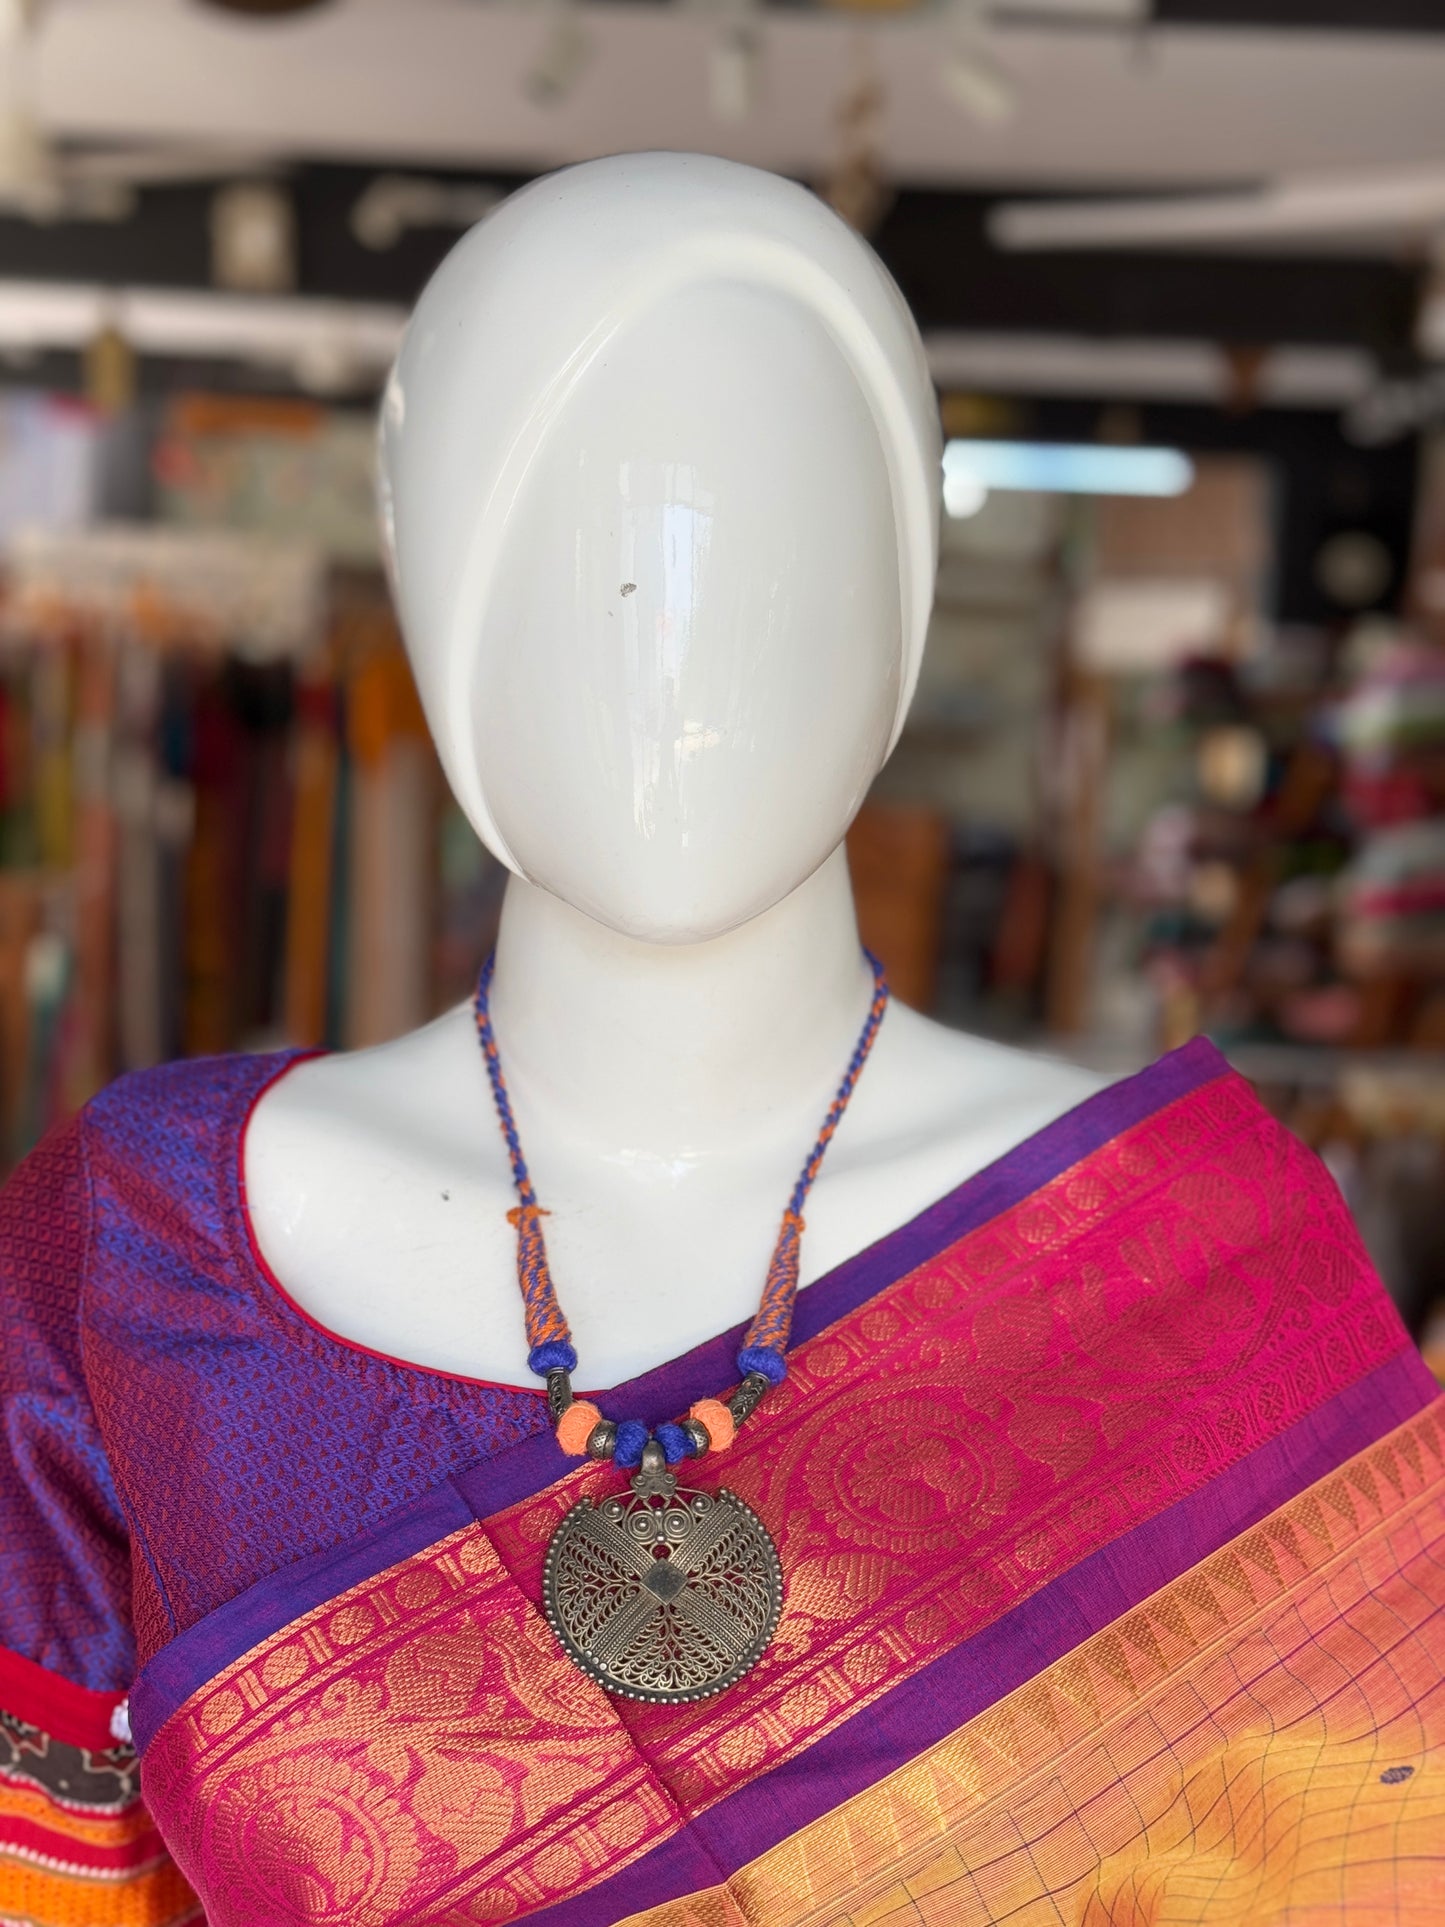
[26,0,1445,194]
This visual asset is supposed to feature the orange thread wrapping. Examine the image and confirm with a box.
[689,1398,736,1454]
[556,1399,603,1458]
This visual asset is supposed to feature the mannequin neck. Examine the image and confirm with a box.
[487,847,872,1157]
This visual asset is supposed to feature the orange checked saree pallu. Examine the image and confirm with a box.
[3,1037,1444,1925]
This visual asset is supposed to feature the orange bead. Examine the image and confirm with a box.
[689,1397,736,1454]
[556,1398,603,1458]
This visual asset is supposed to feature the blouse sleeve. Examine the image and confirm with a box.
[0,1112,199,1926]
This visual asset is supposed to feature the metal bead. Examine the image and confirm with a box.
[639,1438,668,1478]
[585,1418,618,1460]
[680,1417,710,1458]
[728,1371,771,1428]
[546,1369,574,1424]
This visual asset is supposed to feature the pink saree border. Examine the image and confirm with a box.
[132,1037,1227,1751]
[130,1056,1436,1925]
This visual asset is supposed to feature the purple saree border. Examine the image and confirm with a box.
[130,1036,1225,1754]
[129,1484,475,1752]
[457,1034,1229,1514]
[526,1348,1441,1927]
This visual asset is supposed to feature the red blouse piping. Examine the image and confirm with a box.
[0,1647,125,1753]
[232,1051,550,1401]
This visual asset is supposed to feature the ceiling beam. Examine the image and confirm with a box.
[1155,2,1445,30]
[0,170,1422,364]
[28,3,1445,189]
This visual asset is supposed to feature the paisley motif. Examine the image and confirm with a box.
[198,1747,426,1925]
[130,1067,1425,1927]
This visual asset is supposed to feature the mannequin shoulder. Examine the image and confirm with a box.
[836,1000,1112,1189]
[245,1006,504,1188]
[878,1000,1107,1105]
[245,999,1114,1237]
[248,1000,1112,1184]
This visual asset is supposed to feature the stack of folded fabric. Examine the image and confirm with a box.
[1335,633,1445,829]
[1337,818,1445,978]
[1335,634,1445,978]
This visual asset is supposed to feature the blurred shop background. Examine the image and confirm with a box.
[2,0,1445,1355]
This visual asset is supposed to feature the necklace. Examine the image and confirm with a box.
[474,950,890,1703]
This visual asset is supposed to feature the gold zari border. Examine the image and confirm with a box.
[623,1402,1445,1925]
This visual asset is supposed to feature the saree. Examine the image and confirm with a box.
[3,1036,1443,1924]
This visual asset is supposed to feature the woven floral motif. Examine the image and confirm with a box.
[131,1068,1432,1925]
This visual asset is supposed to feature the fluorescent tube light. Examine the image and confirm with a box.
[943,439,1193,507]
[0,280,405,386]
[925,333,1375,408]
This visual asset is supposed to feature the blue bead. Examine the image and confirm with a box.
[655,1422,692,1465]
[614,1420,649,1468]
[528,1340,578,1376]
[736,1345,788,1386]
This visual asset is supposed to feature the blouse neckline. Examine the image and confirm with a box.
[227,1035,1233,1419]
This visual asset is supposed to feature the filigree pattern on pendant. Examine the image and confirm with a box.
[542,1470,783,1703]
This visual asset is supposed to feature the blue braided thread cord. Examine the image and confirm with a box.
[740,952,890,1371]
[473,955,575,1374]
[474,949,891,1427]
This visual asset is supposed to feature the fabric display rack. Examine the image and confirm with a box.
[0,525,501,1176]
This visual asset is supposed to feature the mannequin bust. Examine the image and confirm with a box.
[245,152,1106,1391]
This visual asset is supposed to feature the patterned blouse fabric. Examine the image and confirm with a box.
[1,1038,1442,1926]
[0,1051,549,1691]
[0,1050,546,1926]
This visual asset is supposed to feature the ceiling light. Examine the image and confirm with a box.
[687,0,764,124]
[526,3,593,108]
[944,438,1195,497]
[992,0,1144,15]
[926,332,1377,410]
[990,164,1445,255]
[211,181,297,294]
[941,1,1017,127]
[710,20,761,124]
[0,279,404,382]
[941,48,1016,126]
[350,175,504,251]
[198,1,332,14]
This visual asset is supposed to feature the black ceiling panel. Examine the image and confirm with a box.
[1155,1,1445,30]
[0,166,1426,385]
[873,190,1422,361]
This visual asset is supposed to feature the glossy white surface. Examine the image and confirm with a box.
[470,281,899,941]
[377,151,939,921]
[246,153,1106,1388]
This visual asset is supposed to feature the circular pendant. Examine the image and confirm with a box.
[541,1461,783,1703]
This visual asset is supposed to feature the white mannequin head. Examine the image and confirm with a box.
[379,151,940,944]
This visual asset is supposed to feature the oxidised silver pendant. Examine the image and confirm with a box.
[541,1456,783,1703]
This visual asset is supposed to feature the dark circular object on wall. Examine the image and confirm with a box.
[1314,529,1394,610]
[199,0,332,16]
